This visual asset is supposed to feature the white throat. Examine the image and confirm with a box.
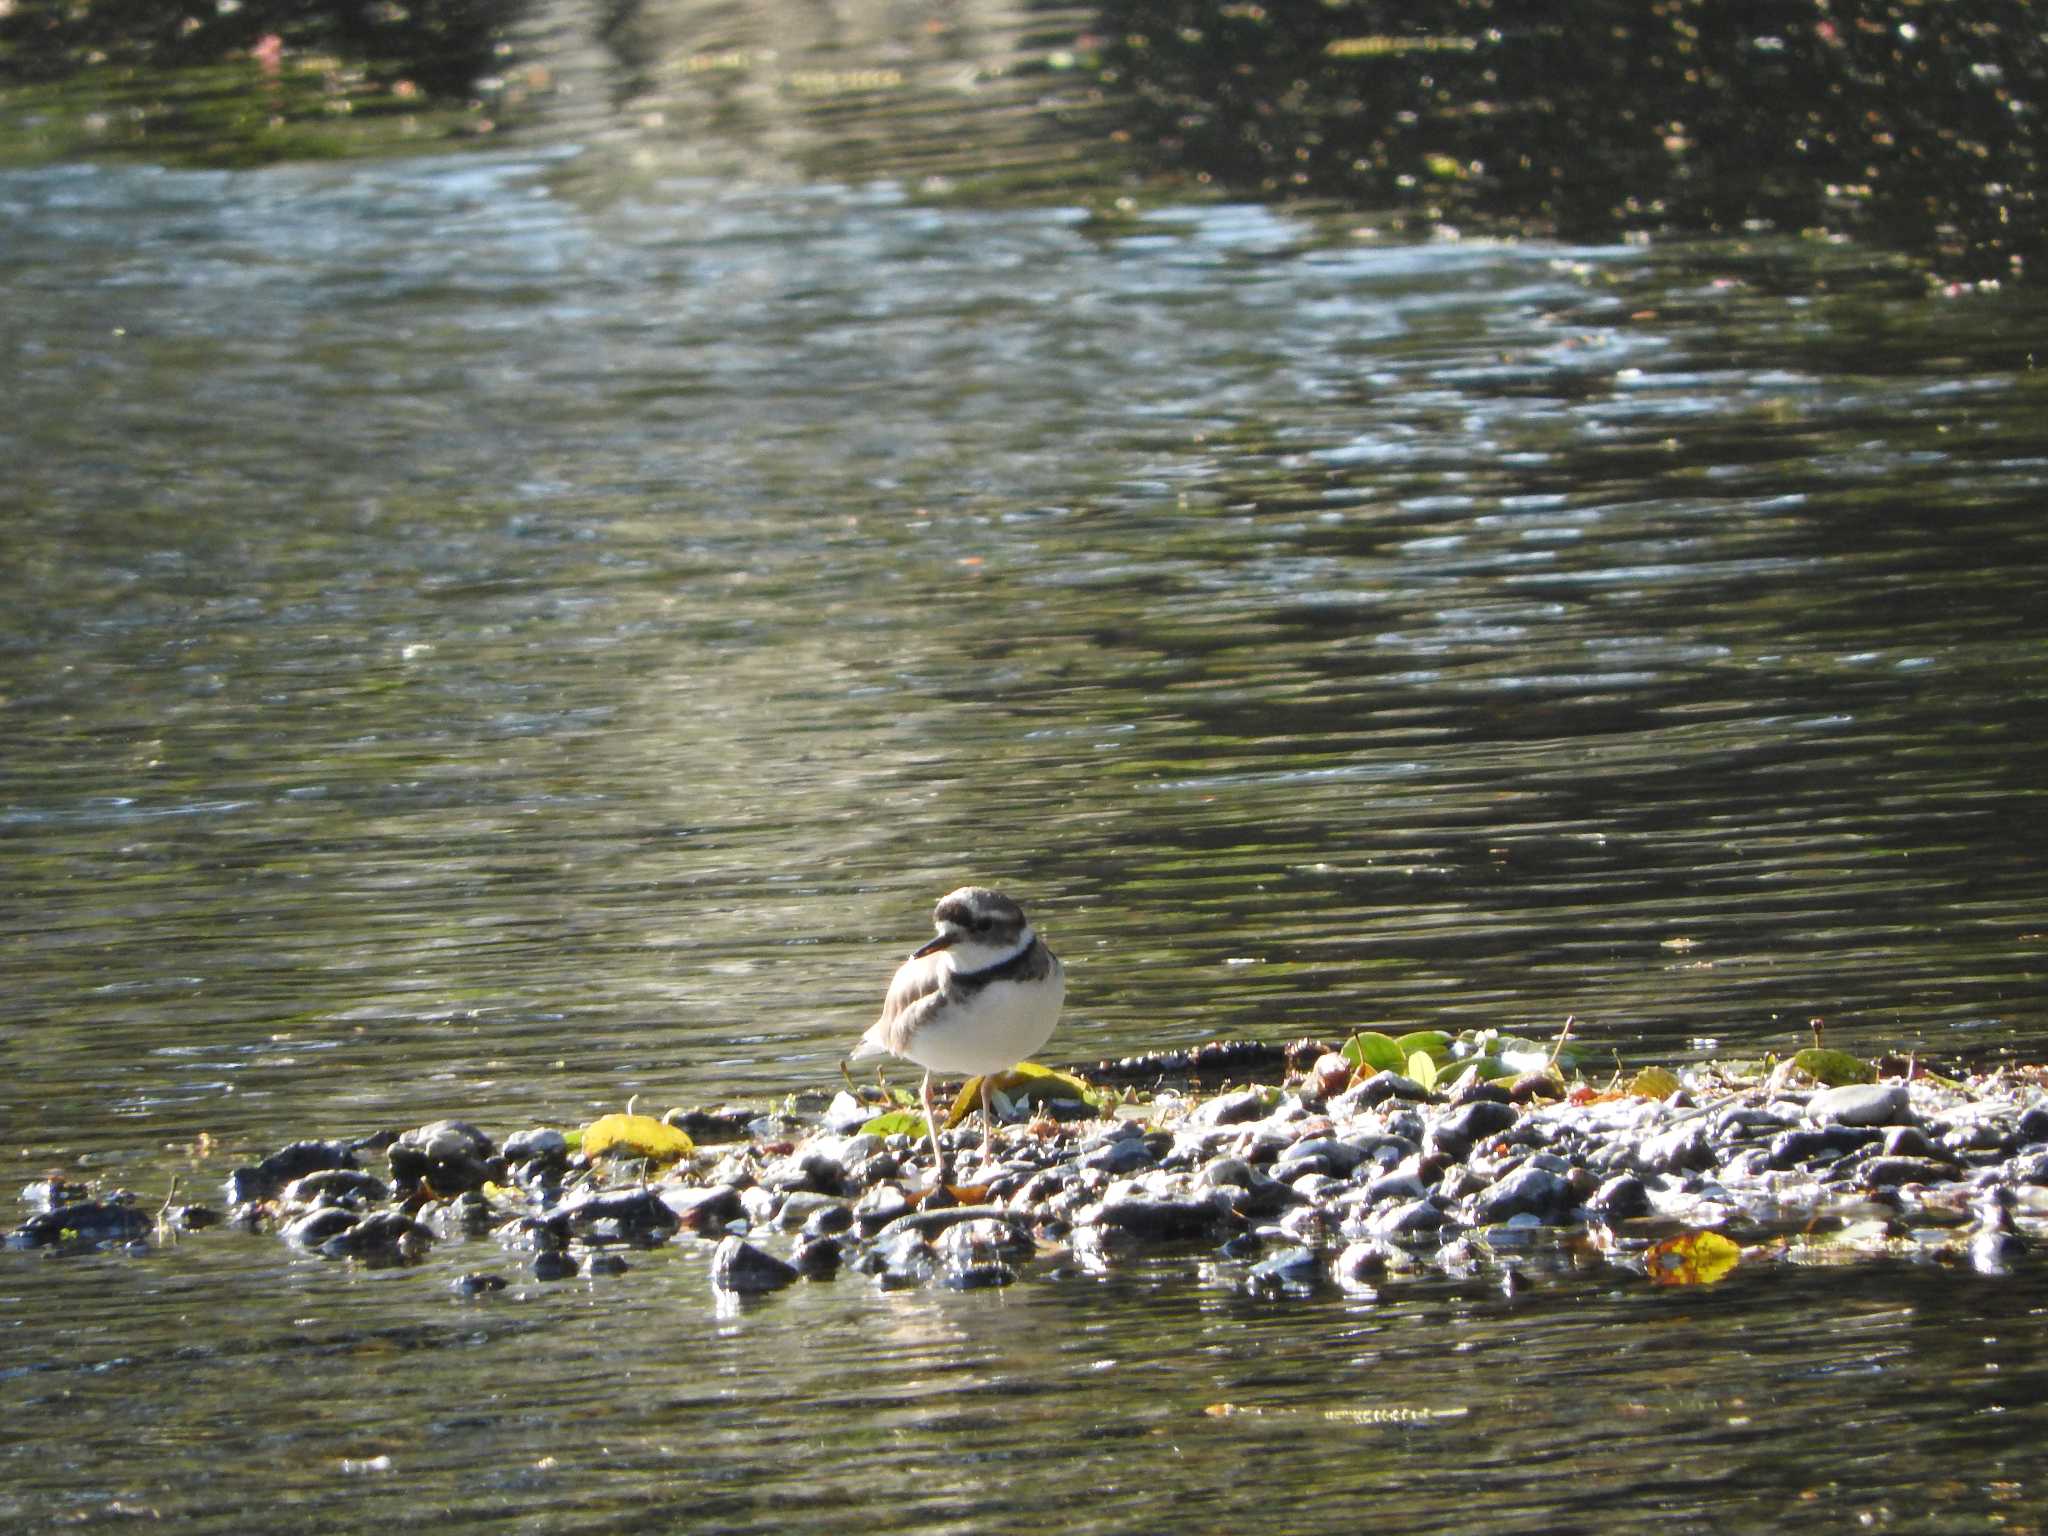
[944,923,1035,976]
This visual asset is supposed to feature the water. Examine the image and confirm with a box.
[5,124,2048,1531]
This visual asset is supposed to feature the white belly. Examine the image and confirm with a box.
[903,968,1066,1075]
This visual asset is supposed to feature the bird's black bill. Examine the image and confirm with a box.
[912,931,956,959]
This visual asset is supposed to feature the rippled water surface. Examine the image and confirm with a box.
[5,133,2048,1531]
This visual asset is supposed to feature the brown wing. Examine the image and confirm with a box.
[855,951,955,1059]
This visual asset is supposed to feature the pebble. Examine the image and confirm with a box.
[1807,1083,1911,1128]
[23,1062,2047,1304]
[710,1235,800,1294]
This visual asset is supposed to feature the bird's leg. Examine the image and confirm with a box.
[979,1073,996,1152]
[920,1070,945,1187]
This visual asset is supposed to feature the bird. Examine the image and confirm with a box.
[848,886,1066,1181]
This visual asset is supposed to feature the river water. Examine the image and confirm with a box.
[5,66,2048,1536]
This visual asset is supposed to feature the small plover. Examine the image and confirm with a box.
[848,886,1066,1177]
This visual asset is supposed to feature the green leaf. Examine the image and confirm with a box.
[1792,1048,1877,1087]
[861,1110,930,1138]
[1341,1031,1407,1075]
[1405,1051,1439,1091]
[1393,1030,1454,1064]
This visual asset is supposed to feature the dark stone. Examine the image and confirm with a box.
[2017,1104,2048,1144]
[386,1121,496,1198]
[1337,1071,1431,1112]
[1470,1164,1574,1224]
[223,1140,358,1205]
[280,1169,390,1208]
[1635,1120,1716,1175]
[547,1186,680,1246]
[1855,1156,1963,1189]
[1191,1089,1270,1127]
[1243,1245,1322,1298]
[19,1178,91,1213]
[1879,1125,1948,1161]
[1765,1126,1882,1170]
[8,1199,153,1250]
[663,1184,745,1234]
[801,1202,855,1239]
[711,1235,800,1294]
[451,1271,508,1297]
[532,1249,580,1281]
[1446,1076,1512,1108]
[1428,1100,1517,1163]
[1361,1168,1431,1207]
[319,1211,432,1263]
[284,1207,361,1250]
[870,1204,1036,1248]
[1086,1197,1233,1241]
[672,1105,770,1143]
[852,1186,913,1238]
[1370,1198,1446,1239]
[501,1128,569,1167]
[165,1204,223,1232]
[1586,1173,1651,1221]
[793,1235,844,1278]
[587,1253,631,1276]
[1080,1136,1159,1176]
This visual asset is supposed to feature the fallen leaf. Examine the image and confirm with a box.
[1644,1229,1741,1287]
[579,1113,695,1163]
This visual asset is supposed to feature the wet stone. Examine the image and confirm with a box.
[1428,1100,1517,1163]
[774,1192,845,1232]
[1634,1120,1716,1176]
[501,1128,569,1168]
[1086,1196,1234,1242]
[284,1207,360,1250]
[1855,1156,1964,1189]
[801,1202,855,1240]
[2017,1104,2048,1144]
[549,1187,680,1246]
[280,1169,390,1209]
[1766,1126,1882,1170]
[1190,1089,1269,1128]
[8,1199,153,1250]
[320,1211,432,1263]
[532,1250,580,1282]
[1332,1071,1430,1115]
[1080,1136,1158,1176]
[1244,1245,1322,1299]
[1370,1199,1446,1240]
[822,1091,876,1136]
[662,1184,744,1234]
[223,1140,359,1205]
[1807,1083,1911,1128]
[1586,1173,1651,1221]
[588,1253,631,1276]
[710,1235,800,1295]
[793,1235,843,1278]
[1333,1239,1396,1294]
[20,1178,91,1213]
[451,1271,507,1297]
[387,1121,497,1198]
[1469,1164,1574,1225]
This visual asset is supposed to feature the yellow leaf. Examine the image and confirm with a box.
[946,1062,1099,1128]
[1644,1230,1741,1287]
[579,1113,695,1163]
[1629,1065,1683,1100]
